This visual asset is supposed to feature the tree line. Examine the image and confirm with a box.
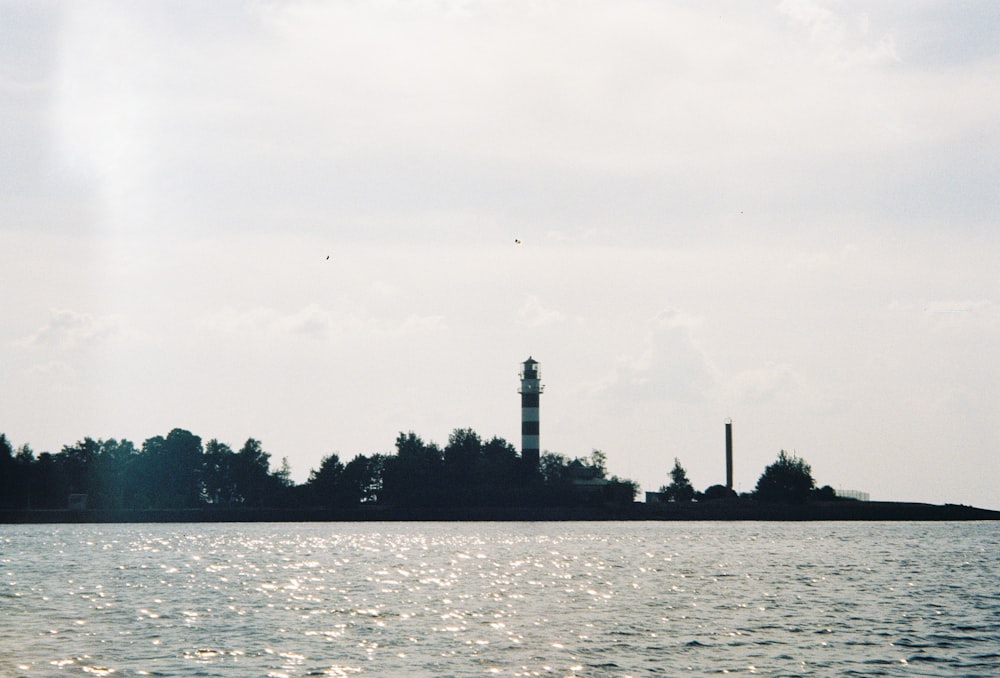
[0,429,638,511]
[659,450,841,504]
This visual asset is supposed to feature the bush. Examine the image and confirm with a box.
[754,450,815,503]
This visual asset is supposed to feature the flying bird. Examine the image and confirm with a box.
[326,255,330,260]
[514,238,522,245]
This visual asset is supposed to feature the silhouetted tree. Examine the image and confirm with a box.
[1,426,641,514]
[702,484,737,501]
[60,437,101,499]
[203,439,238,505]
[340,454,375,506]
[0,433,17,508]
[604,477,640,504]
[30,452,65,509]
[659,458,696,502]
[13,443,36,508]
[588,449,608,478]
[444,428,481,472]
[754,450,815,503]
[306,453,346,508]
[382,432,445,507]
[232,438,280,507]
[479,436,522,504]
[93,438,137,509]
[812,484,836,501]
[539,452,570,485]
[358,453,387,504]
[129,430,205,509]
[276,457,293,488]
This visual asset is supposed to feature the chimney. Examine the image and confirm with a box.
[725,419,733,491]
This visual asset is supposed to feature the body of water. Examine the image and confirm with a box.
[1,521,997,676]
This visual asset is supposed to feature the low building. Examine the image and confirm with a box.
[567,460,609,494]
[835,489,870,502]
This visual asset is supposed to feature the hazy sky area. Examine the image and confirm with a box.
[2,1,998,509]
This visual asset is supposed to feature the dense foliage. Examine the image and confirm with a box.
[0,429,638,512]
[659,451,834,504]
[753,449,816,503]
[658,458,696,502]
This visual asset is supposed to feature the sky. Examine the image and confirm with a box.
[2,0,998,509]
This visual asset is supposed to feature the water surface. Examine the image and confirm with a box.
[1,521,997,676]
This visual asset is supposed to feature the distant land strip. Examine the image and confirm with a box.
[1,500,997,524]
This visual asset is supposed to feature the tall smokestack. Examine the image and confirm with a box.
[725,419,733,491]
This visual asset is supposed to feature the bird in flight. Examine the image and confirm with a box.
[326,255,330,260]
[514,238,522,245]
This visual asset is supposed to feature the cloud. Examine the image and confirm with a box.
[201,303,448,343]
[595,309,716,403]
[517,295,565,328]
[724,362,803,403]
[923,299,993,316]
[18,309,121,350]
[889,298,998,330]
[37,1,998,246]
[23,359,77,378]
[777,0,899,66]
[397,314,447,336]
[202,304,340,342]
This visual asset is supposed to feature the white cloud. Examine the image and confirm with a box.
[397,314,448,336]
[199,303,448,344]
[724,362,803,403]
[201,304,348,342]
[17,309,121,350]
[517,295,565,328]
[777,0,899,66]
[595,309,716,403]
[923,299,993,316]
[22,360,78,388]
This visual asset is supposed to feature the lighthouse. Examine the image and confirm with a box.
[519,357,543,468]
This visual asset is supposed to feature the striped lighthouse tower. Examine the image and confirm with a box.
[519,357,543,468]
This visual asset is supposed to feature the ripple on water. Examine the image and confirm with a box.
[0,522,997,676]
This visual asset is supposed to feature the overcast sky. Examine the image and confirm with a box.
[2,0,998,509]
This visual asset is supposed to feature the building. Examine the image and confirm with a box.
[519,357,543,468]
[835,489,870,502]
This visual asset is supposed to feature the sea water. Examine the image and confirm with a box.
[1,521,997,676]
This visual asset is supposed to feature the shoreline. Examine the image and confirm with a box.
[1,499,997,523]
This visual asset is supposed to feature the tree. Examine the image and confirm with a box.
[538,452,570,485]
[94,438,137,509]
[203,439,238,505]
[0,433,18,508]
[233,438,276,507]
[754,450,815,503]
[444,428,481,465]
[13,444,36,508]
[659,458,695,502]
[163,429,204,508]
[306,453,345,508]
[812,484,836,501]
[605,476,639,504]
[359,453,387,504]
[340,454,375,506]
[60,437,101,498]
[588,449,608,478]
[702,484,737,501]
[382,432,445,507]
